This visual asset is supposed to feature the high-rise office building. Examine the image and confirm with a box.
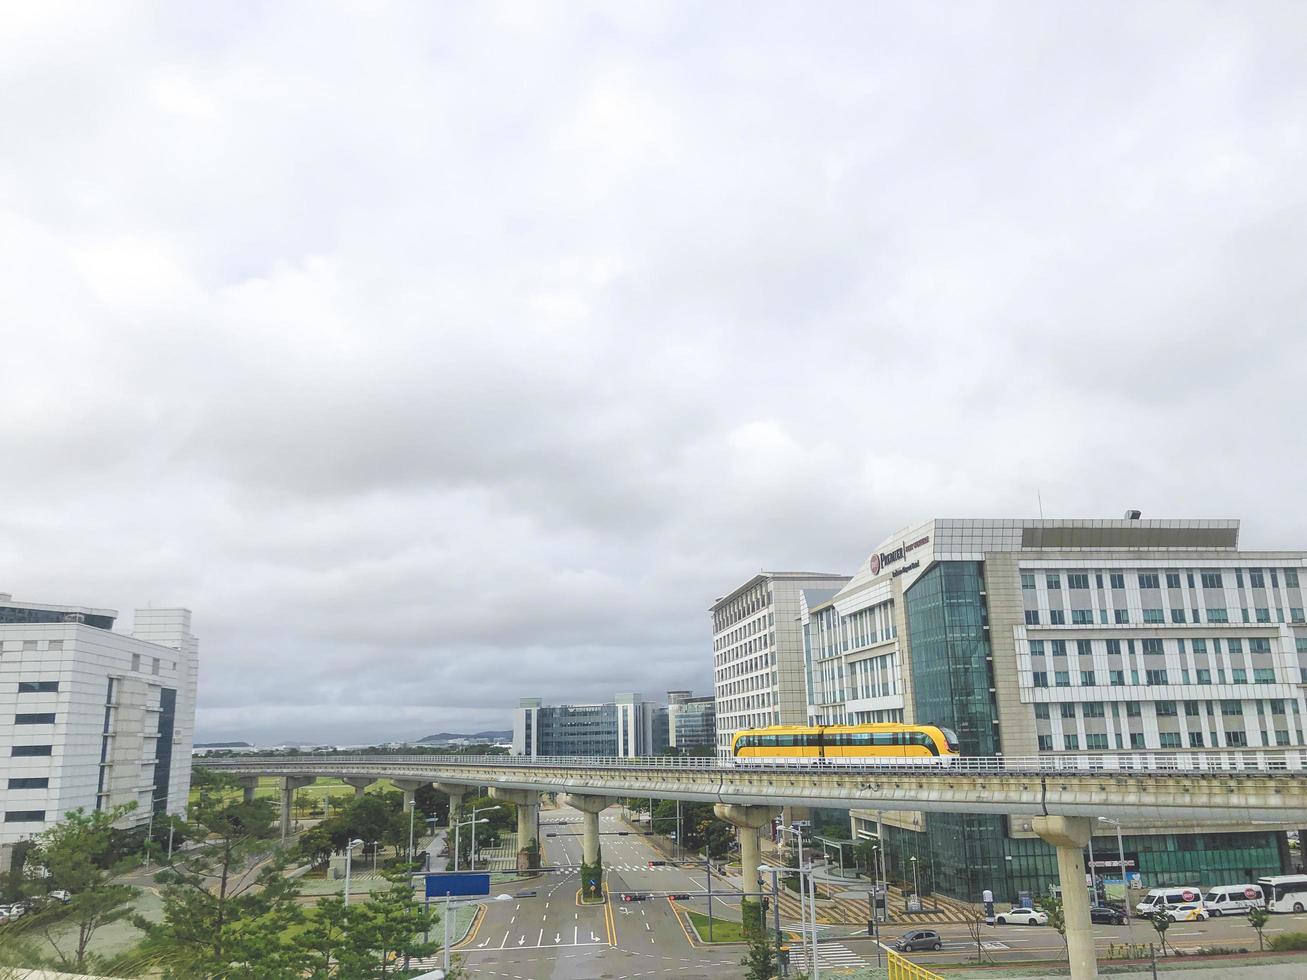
[666,690,716,753]
[711,572,850,760]
[0,593,198,871]
[797,517,1307,900]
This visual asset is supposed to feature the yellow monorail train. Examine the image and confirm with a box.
[731,723,961,765]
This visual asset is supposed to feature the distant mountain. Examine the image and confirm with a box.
[416,730,511,744]
[194,741,253,748]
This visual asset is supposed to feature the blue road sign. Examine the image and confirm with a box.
[424,872,491,898]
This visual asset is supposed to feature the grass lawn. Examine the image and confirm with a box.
[685,909,771,944]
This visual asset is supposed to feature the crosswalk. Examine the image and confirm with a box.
[785,942,868,971]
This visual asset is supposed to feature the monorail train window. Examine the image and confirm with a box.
[939,728,960,752]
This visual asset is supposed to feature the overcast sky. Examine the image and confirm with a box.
[3,2,1306,745]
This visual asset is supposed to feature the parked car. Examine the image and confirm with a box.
[1163,902,1209,922]
[1136,886,1202,916]
[46,889,71,905]
[995,907,1048,926]
[1090,906,1127,925]
[1203,883,1264,916]
[514,889,537,899]
[891,929,942,951]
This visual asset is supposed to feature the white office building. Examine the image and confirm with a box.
[795,517,1307,900]
[711,571,850,759]
[0,593,198,870]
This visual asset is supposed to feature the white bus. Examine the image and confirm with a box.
[1258,874,1307,914]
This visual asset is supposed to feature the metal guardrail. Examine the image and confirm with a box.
[887,949,944,980]
[197,748,1307,776]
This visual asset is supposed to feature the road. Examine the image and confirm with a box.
[892,908,1307,969]
[457,804,750,979]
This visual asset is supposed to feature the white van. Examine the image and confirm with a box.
[1135,886,1203,916]
[1203,883,1264,915]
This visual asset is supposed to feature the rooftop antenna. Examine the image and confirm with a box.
[1037,490,1045,519]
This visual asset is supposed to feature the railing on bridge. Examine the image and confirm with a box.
[197,748,1307,774]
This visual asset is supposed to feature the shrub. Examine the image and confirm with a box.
[1268,931,1307,951]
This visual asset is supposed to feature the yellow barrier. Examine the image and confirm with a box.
[887,949,945,980]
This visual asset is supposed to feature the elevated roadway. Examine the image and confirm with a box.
[198,750,1307,980]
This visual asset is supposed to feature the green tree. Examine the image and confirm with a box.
[301,877,439,977]
[1037,895,1067,957]
[740,918,777,980]
[134,770,304,978]
[11,804,140,973]
[1148,910,1171,956]
[1248,906,1270,951]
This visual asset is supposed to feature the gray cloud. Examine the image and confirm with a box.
[1,2,1305,744]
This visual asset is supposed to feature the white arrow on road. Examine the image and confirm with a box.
[619,907,632,915]
[590,932,601,942]
[477,939,489,948]
[517,936,526,946]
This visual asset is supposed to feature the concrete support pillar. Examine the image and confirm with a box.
[1033,816,1098,980]
[342,777,373,798]
[714,804,779,900]
[560,794,616,866]
[237,777,259,804]
[392,779,428,812]
[433,782,469,827]
[278,776,316,842]
[489,787,541,869]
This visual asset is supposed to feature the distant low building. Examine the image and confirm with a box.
[513,693,662,758]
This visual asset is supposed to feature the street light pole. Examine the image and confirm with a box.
[910,855,920,903]
[344,838,364,906]
[408,800,416,865]
[1100,817,1131,924]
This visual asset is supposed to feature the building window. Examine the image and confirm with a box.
[1109,670,1125,686]
[1086,733,1109,750]
[1145,669,1169,685]
[1081,670,1096,686]
[1125,701,1142,717]
[1207,608,1228,623]
[1255,607,1271,623]
[1156,700,1178,717]
[1051,640,1067,656]
[4,811,46,823]
[1021,573,1036,590]
[1141,639,1164,656]
[1166,572,1182,589]
[1291,608,1305,624]
[1034,703,1050,719]
[1188,732,1204,748]
[1158,732,1182,748]
[14,713,55,725]
[1110,573,1126,590]
[1226,730,1248,747]
[1143,608,1165,624]
[1276,730,1291,746]
[1196,669,1212,685]
[1138,573,1160,589]
[1200,572,1224,589]
[1249,569,1266,588]
[1221,700,1244,716]
[131,654,141,671]
[1055,671,1070,687]
[1067,574,1090,590]
[1025,610,1040,625]
[1106,639,1121,656]
[1032,672,1049,688]
[1037,735,1054,751]
[1249,638,1272,653]
[1064,734,1080,750]
[1129,733,1146,749]
[1254,668,1275,684]
[1184,700,1200,716]
[1070,609,1091,624]
[1060,703,1077,719]
[1232,669,1247,685]
[1114,609,1129,624]
[1047,574,1061,590]
[1049,609,1066,625]
[1170,609,1186,623]
[11,745,52,757]
[1286,569,1300,588]
[17,681,59,693]
[1083,701,1105,717]
[7,777,48,789]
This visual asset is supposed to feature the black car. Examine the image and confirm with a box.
[891,929,942,952]
[1090,906,1127,925]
